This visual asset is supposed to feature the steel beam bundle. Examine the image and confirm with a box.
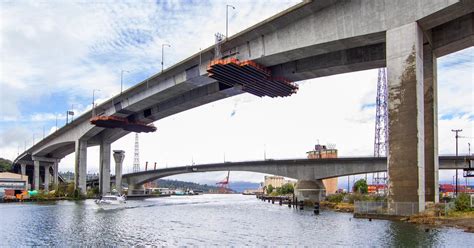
[90,116,157,133]
[207,58,298,97]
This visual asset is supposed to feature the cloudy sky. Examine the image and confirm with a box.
[0,0,472,186]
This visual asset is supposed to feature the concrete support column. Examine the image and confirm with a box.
[20,164,26,176]
[113,150,125,194]
[127,183,144,196]
[386,22,425,214]
[99,140,111,195]
[33,160,40,191]
[53,161,59,190]
[423,44,439,203]
[20,163,28,189]
[294,179,326,203]
[44,164,51,191]
[74,139,88,195]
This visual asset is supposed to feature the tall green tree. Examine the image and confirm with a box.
[0,158,12,172]
[353,179,368,194]
[266,184,274,194]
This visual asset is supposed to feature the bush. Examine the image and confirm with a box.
[347,193,370,204]
[276,183,294,195]
[326,193,345,203]
[455,193,472,211]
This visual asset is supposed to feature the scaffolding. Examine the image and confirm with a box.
[207,58,298,98]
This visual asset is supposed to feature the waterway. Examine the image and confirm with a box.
[0,194,473,246]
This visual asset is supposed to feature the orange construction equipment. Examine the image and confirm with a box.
[90,116,157,133]
[207,58,298,98]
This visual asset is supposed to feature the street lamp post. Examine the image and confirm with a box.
[161,44,171,72]
[452,129,462,196]
[226,4,236,39]
[120,70,129,94]
[92,89,101,116]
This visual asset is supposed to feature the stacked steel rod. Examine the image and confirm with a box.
[207,58,298,97]
[90,116,157,133]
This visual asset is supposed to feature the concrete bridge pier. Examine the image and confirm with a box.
[74,139,88,195]
[127,183,144,196]
[386,22,426,214]
[53,160,59,190]
[99,140,111,196]
[423,43,439,204]
[113,150,125,194]
[294,179,326,203]
[44,164,51,192]
[33,160,40,191]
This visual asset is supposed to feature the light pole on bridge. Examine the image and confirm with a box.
[161,43,171,73]
[120,70,129,94]
[92,89,101,117]
[226,4,236,39]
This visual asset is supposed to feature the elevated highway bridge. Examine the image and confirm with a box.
[13,0,474,214]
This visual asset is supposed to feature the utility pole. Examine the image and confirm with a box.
[92,89,100,116]
[452,129,462,196]
[161,44,171,72]
[226,4,236,39]
[120,70,129,94]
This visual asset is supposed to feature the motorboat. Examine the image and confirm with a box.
[95,194,126,209]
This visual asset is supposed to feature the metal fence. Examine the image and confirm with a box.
[354,201,420,216]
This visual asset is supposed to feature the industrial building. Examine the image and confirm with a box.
[307,144,338,195]
[0,172,29,201]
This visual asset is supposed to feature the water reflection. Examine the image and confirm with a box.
[0,195,472,246]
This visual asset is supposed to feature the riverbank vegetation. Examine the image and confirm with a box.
[266,183,294,197]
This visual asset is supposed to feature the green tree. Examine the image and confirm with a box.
[353,179,368,194]
[455,193,472,211]
[266,184,274,194]
[280,183,294,195]
[0,158,12,172]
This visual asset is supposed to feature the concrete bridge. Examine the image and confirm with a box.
[13,0,474,214]
[88,155,471,191]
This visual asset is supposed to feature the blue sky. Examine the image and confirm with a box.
[0,0,472,185]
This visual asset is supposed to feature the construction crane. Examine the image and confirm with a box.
[216,171,230,193]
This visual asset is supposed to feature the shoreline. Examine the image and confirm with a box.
[320,201,474,233]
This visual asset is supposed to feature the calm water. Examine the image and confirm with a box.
[0,194,473,246]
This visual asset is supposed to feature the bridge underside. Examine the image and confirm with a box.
[13,1,474,215]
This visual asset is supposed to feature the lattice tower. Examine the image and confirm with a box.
[373,68,388,185]
[133,133,141,172]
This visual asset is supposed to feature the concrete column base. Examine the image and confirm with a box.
[99,141,111,196]
[113,150,125,194]
[294,179,326,203]
[75,139,88,195]
[44,165,51,192]
[33,160,40,191]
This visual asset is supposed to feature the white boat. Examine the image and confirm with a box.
[95,194,126,209]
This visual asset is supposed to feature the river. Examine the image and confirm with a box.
[0,194,472,246]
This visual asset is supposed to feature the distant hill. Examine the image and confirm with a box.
[154,179,225,192]
[229,181,261,193]
[0,158,12,172]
